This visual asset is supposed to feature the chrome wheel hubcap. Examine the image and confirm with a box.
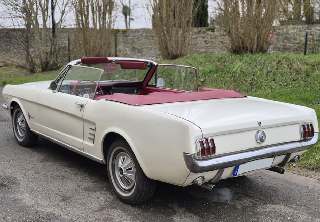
[16,112,26,138]
[114,151,136,191]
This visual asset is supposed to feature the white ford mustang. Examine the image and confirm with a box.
[2,57,318,204]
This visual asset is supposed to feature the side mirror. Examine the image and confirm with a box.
[157,78,165,87]
[50,81,57,90]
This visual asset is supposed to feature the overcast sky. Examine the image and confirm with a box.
[0,0,216,29]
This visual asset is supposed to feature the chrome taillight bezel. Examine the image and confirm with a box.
[300,123,314,140]
[196,138,216,159]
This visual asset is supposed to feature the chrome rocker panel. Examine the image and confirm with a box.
[184,133,318,173]
[31,130,105,164]
[2,103,8,109]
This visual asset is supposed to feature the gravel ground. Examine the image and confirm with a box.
[1,87,320,222]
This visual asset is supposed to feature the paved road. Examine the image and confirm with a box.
[1,88,320,222]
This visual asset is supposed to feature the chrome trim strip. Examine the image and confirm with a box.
[184,133,318,173]
[2,103,8,109]
[158,64,196,69]
[108,57,158,66]
[31,130,104,164]
[68,58,158,66]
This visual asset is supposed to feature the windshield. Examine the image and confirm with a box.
[82,62,152,83]
[61,65,103,83]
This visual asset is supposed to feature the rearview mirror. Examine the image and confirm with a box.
[157,78,165,87]
[50,81,57,90]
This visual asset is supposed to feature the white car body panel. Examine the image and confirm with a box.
[37,90,90,150]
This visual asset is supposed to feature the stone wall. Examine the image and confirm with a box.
[102,27,230,61]
[0,29,26,65]
[1,25,320,67]
[0,27,230,66]
[272,25,320,54]
[0,28,71,66]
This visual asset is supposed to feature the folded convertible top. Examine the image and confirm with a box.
[95,88,246,106]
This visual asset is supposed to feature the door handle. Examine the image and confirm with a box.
[75,102,85,108]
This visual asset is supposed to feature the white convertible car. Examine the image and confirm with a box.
[2,57,318,204]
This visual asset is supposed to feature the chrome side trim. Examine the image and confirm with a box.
[184,133,318,173]
[2,103,8,109]
[158,64,196,69]
[31,130,104,164]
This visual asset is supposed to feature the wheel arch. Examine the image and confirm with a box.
[10,101,19,116]
[101,130,149,177]
[102,132,124,163]
[9,99,31,126]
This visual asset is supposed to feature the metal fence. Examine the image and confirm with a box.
[304,32,320,55]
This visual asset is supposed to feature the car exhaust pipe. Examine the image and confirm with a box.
[193,182,215,190]
[192,176,215,190]
[289,155,300,163]
[268,167,285,174]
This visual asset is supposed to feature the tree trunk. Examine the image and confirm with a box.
[293,0,301,20]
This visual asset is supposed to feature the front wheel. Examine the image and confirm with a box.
[107,139,156,205]
[12,105,38,147]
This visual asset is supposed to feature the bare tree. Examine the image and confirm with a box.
[72,0,115,57]
[32,0,69,71]
[303,0,315,24]
[293,0,302,20]
[1,0,37,72]
[279,0,293,20]
[120,0,134,29]
[1,0,69,72]
[220,0,280,54]
[122,3,131,29]
[151,0,195,60]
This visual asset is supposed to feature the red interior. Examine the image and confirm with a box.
[94,84,246,106]
[78,58,246,106]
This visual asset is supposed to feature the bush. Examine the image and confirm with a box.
[220,0,280,54]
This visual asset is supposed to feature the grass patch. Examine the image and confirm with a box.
[0,62,61,86]
[162,53,320,170]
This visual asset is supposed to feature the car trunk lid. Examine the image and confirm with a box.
[145,97,317,155]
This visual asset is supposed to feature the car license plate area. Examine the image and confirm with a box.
[233,158,274,176]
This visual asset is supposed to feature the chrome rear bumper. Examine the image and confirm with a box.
[2,103,8,109]
[184,133,318,173]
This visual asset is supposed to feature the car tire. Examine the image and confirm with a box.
[107,139,156,205]
[12,105,38,147]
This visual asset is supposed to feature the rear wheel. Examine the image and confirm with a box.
[107,139,156,205]
[12,106,38,147]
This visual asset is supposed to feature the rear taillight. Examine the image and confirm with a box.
[300,123,314,140]
[196,138,216,158]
